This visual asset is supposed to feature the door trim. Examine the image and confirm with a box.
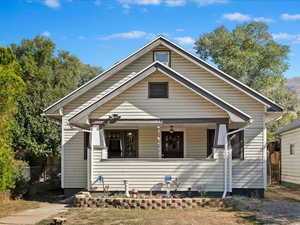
[160,127,186,158]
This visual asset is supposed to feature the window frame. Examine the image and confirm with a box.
[290,143,295,155]
[105,129,139,159]
[83,131,90,160]
[148,82,169,99]
[229,129,244,160]
[153,50,171,66]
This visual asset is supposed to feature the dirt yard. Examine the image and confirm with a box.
[0,199,40,218]
[37,207,259,225]
[228,185,300,225]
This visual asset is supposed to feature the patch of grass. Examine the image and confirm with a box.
[239,215,263,225]
[266,185,300,202]
[281,182,300,190]
[0,199,40,218]
[37,208,257,225]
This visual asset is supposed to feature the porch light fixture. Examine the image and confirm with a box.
[169,125,174,134]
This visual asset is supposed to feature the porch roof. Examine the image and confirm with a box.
[69,61,252,124]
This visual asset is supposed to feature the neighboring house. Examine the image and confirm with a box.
[277,119,300,185]
[43,36,282,197]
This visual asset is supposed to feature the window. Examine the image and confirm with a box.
[290,144,295,155]
[207,128,244,160]
[105,130,138,158]
[148,82,168,98]
[207,129,215,158]
[229,130,244,160]
[153,51,170,66]
[83,132,90,160]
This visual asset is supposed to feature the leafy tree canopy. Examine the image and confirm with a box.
[10,36,102,166]
[0,47,25,192]
[195,22,298,111]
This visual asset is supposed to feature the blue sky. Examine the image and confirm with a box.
[1,0,300,78]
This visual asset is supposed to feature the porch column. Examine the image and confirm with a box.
[91,125,107,160]
[157,125,161,158]
[215,124,232,196]
[99,126,108,160]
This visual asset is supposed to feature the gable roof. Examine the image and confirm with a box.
[44,36,283,114]
[277,118,300,135]
[69,61,252,124]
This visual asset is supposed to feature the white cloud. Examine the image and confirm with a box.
[41,31,51,37]
[272,33,300,44]
[223,13,273,23]
[281,13,300,21]
[118,0,161,5]
[254,17,274,23]
[117,0,227,7]
[44,0,60,8]
[174,36,195,45]
[192,0,227,6]
[98,31,148,40]
[165,0,185,6]
[223,13,251,22]
[175,28,184,32]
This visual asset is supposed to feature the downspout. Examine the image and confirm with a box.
[222,121,252,199]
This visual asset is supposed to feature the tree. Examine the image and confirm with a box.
[195,22,298,111]
[10,36,102,166]
[0,47,25,192]
[195,22,299,140]
[78,64,102,87]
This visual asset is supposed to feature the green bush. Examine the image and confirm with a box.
[0,145,15,193]
[11,160,30,199]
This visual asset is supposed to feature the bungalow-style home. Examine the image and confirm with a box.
[43,36,283,198]
[277,119,300,185]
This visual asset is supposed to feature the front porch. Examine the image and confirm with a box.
[87,120,242,193]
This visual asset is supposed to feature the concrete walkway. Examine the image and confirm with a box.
[0,203,67,225]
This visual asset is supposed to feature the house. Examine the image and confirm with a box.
[277,119,300,185]
[43,36,283,198]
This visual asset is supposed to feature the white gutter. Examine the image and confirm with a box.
[222,122,252,199]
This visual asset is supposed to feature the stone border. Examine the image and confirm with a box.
[74,195,225,209]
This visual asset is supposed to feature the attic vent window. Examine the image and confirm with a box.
[148,82,168,98]
[154,51,170,66]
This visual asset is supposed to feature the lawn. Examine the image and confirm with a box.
[37,208,259,225]
[0,199,40,218]
[266,184,300,202]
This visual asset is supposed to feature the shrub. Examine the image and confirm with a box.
[11,160,30,199]
[0,144,15,193]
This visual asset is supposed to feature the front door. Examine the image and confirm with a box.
[161,131,184,158]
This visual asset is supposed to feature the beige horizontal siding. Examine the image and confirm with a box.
[139,127,159,158]
[281,130,300,185]
[92,159,224,192]
[90,72,227,119]
[63,123,87,188]
[91,126,220,191]
[185,128,207,158]
[171,51,265,127]
[61,44,267,190]
[63,51,154,119]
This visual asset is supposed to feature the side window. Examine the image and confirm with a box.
[290,144,295,155]
[229,130,244,160]
[84,132,90,160]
